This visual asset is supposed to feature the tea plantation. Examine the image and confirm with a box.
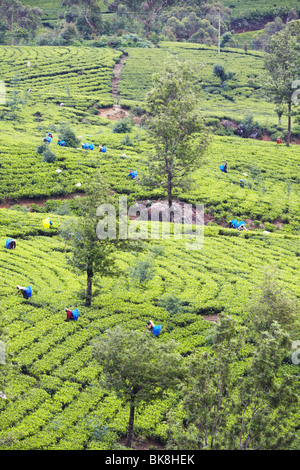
[119,42,274,124]
[0,209,300,449]
[1,38,300,451]
[1,45,300,225]
[222,0,300,22]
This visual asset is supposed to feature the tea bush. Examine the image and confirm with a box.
[0,210,300,448]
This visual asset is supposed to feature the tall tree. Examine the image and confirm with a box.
[167,315,242,450]
[59,172,128,307]
[0,0,42,45]
[143,59,211,212]
[92,326,184,448]
[263,20,300,146]
[247,267,300,336]
[167,315,298,450]
[62,0,102,37]
[229,322,297,450]
[108,0,172,38]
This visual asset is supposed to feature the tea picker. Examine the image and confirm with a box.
[146,320,162,337]
[42,218,53,229]
[82,142,94,150]
[6,238,16,250]
[238,221,247,231]
[16,285,32,300]
[219,162,227,173]
[229,220,247,231]
[65,308,79,321]
[228,220,247,231]
[228,219,238,229]
[127,170,137,179]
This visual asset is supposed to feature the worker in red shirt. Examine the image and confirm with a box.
[65,308,73,321]
[64,308,79,321]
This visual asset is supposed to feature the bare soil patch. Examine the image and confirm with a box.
[0,193,85,210]
[98,54,134,122]
[203,314,219,323]
[98,104,129,121]
[120,437,165,450]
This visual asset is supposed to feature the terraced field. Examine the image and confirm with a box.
[1,36,300,450]
[0,45,122,109]
[22,0,110,24]
[222,0,300,21]
[0,209,300,449]
[119,42,280,126]
[1,44,299,229]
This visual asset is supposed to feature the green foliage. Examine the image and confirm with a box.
[58,124,80,148]
[113,117,132,134]
[262,21,300,144]
[92,325,183,446]
[222,0,300,23]
[0,0,42,46]
[36,143,48,155]
[118,42,284,129]
[144,59,211,206]
[1,22,300,450]
[167,316,298,450]
[220,31,235,48]
[0,213,300,449]
[235,113,262,138]
[247,267,300,334]
[213,64,227,84]
[159,294,183,316]
[129,257,155,286]
[42,149,57,163]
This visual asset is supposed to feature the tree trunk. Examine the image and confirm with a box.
[167,172,174,222]
[286,101,291,147]
[85,264,93,307]
[84,10,95,36]
[125,402,135,448]
[218,13,221,55]
[10,9,14,46]
[145,19,151,39]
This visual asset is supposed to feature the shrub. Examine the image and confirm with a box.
[30,204,44,213]
[159,295,183,316]
[58,124,80,148]
[54,202,71,215]
[9,204,28,213]
[235,114,262,138]
[213,64,227,85]
[42,149,57,163]
[120,134,134,146]
[36,143,49,155]
[264,222,275,232]
[131,106,146,117]
[113,117,132,134]
[129,258,155,286]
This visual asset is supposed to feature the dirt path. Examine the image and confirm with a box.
[98,54,132,121]
[0,192,85,209]
[112,54,128,102]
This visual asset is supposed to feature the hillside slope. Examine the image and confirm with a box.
[1,210,300,449]
[1,44,299,231]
